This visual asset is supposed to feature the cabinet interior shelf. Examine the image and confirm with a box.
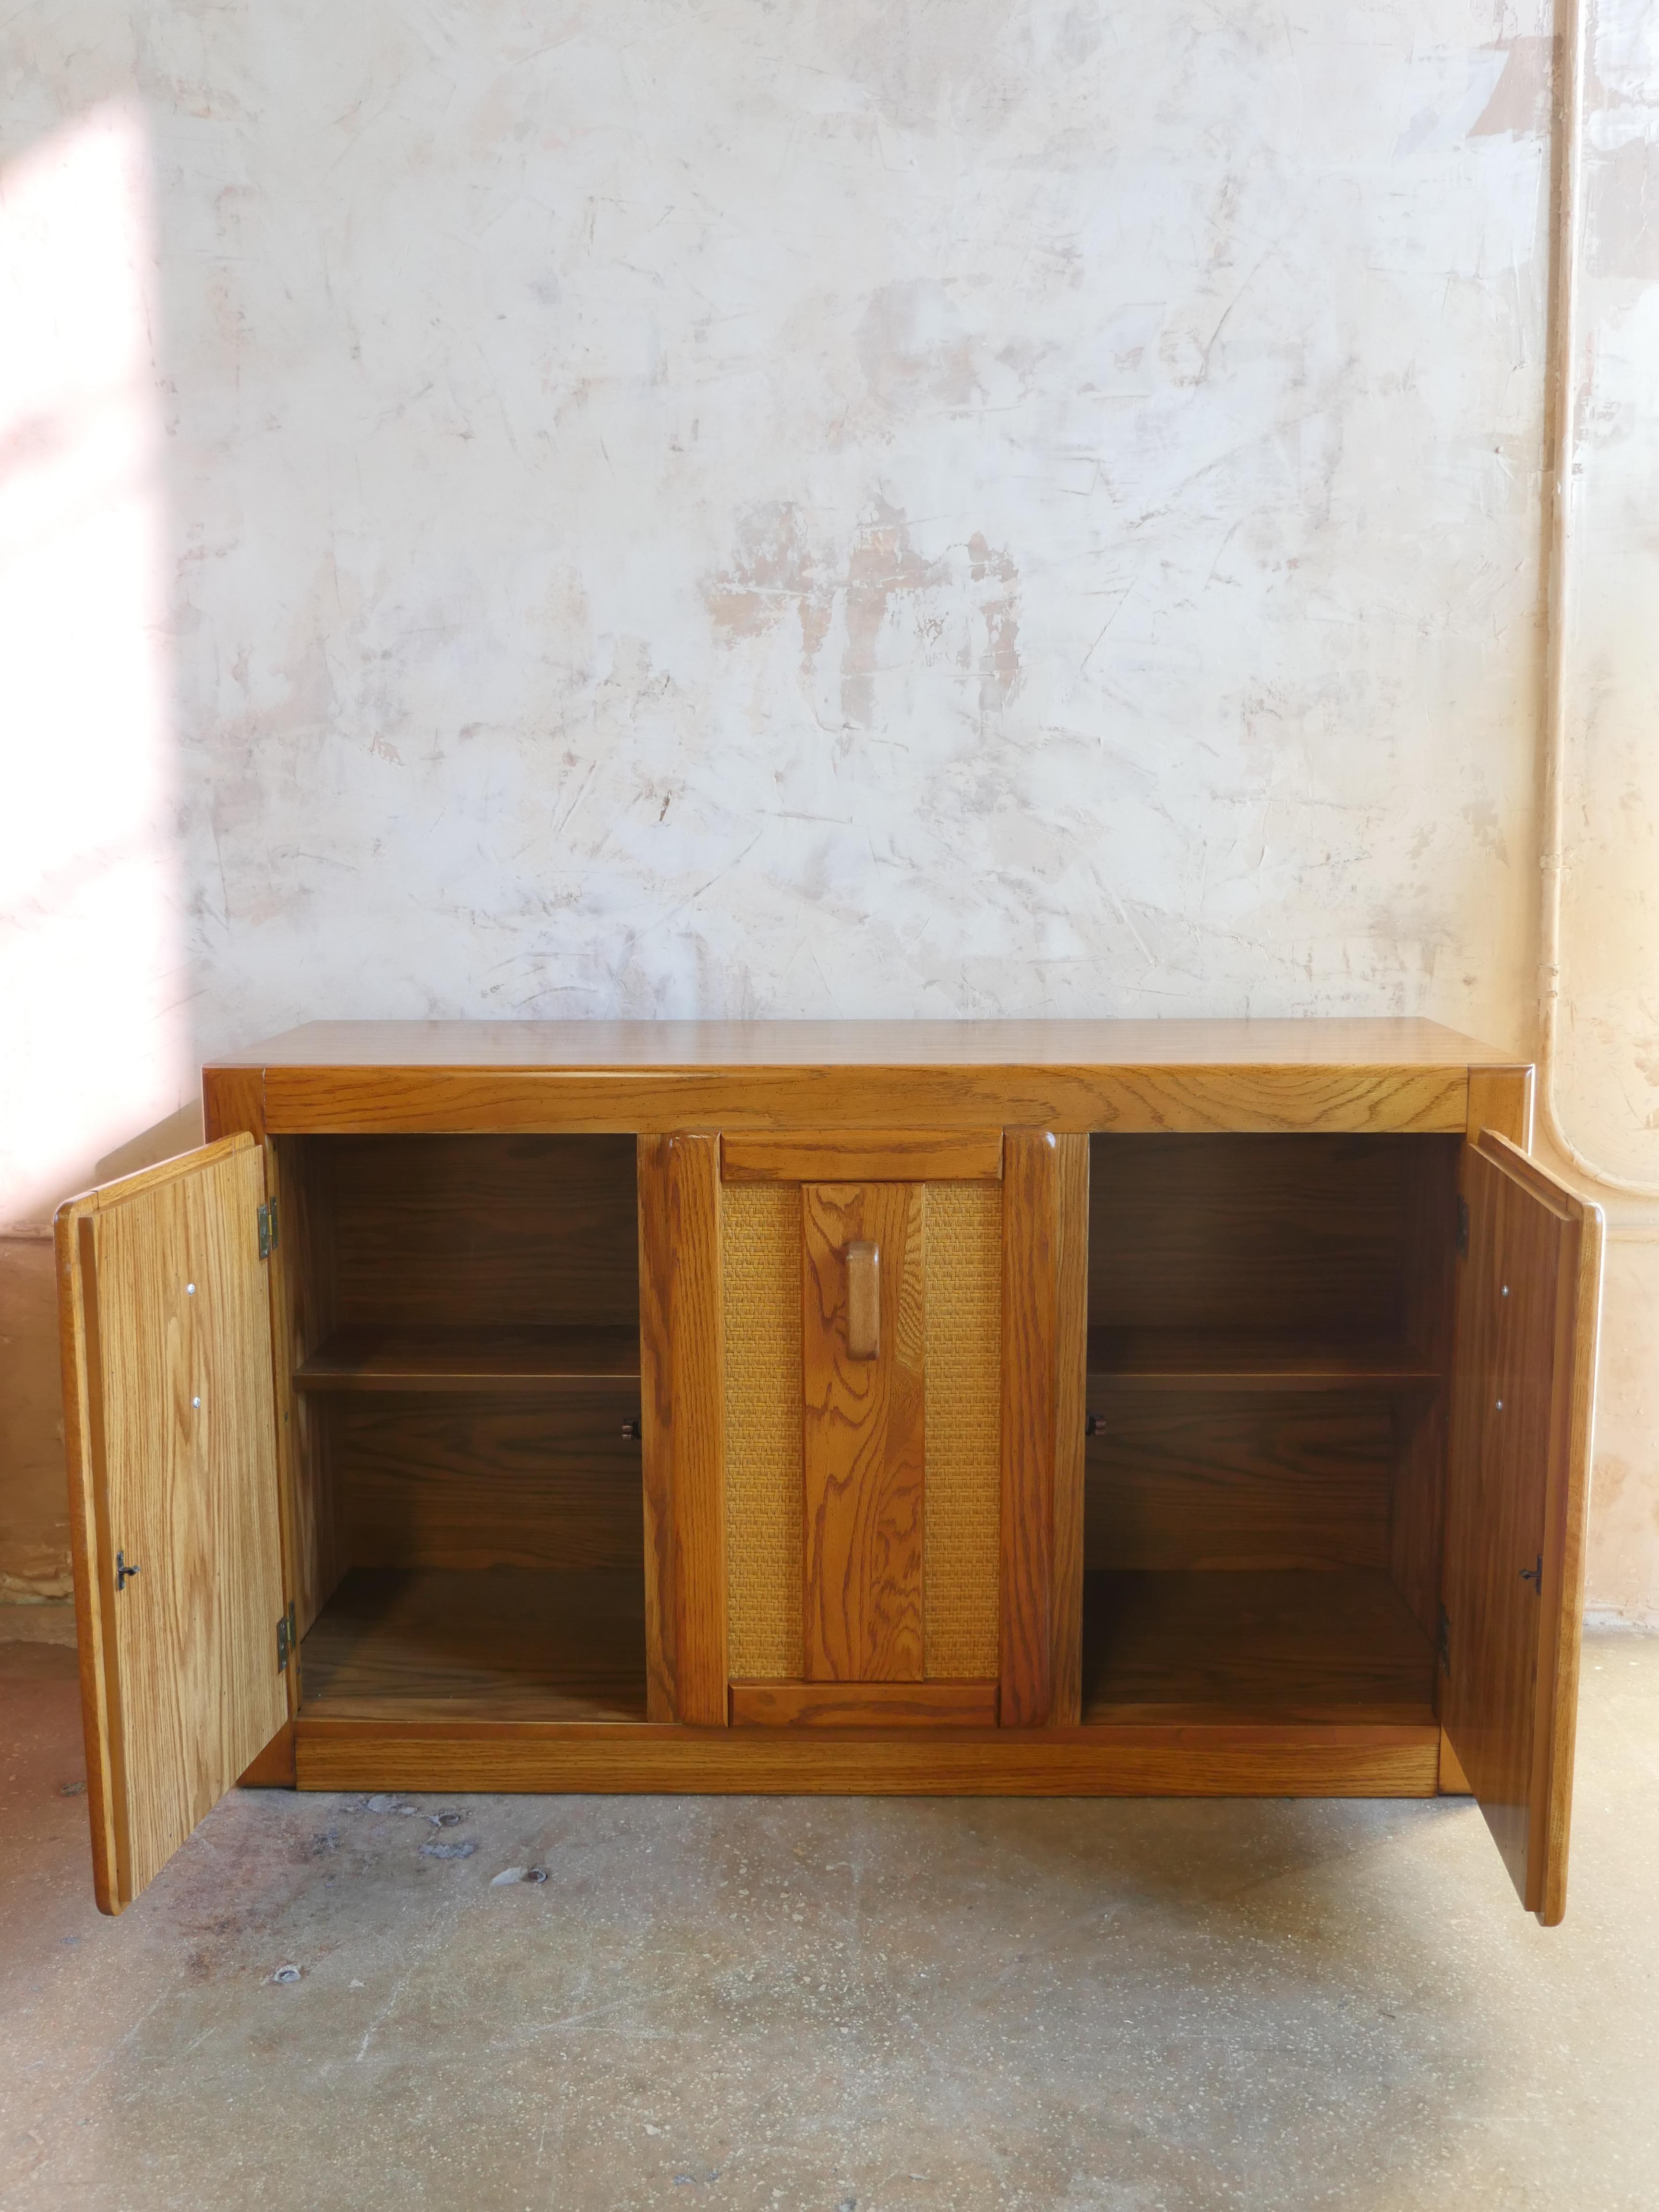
[1085,1328,1442,1394]
[299,1566,647,1720]
[1082,1567,1438,1725]
[294,1324,642,1394]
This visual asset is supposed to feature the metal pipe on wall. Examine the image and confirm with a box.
[1538,0,1659,1198]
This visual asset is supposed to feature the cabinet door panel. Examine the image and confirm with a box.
[802,1182,926,1682]
[1000,1131,1089,1727]
[57,1137,289,1913]
[637,1133,729,1723]
[1442,1132,1603,1924]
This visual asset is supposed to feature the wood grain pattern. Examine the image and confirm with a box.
[999,1131,1089,1726]
[637,1136,677,1721]
[730,1680,998,1728]
[671,1134,729,1724]
[1050,1129,1089,1728]
[238,1724,296,1786]
[56,1137,289,1911]
[1084,1399,1394,1572]
[1441,1131,1603,1923]
[293,1716,1442,1797]
[261,1061,1470,1137]
[333,1394,644,1570]
[845,1239,880,1360]
[1439,1730,1472,1795]
[201,1066,266,1143]
[1000,1132,1056,1726]
[1466,1066,1535,1147]
[1088,1133,1420,1339]
[55,1198,122,1909]
[298,1567,645,1720]
[265,1137,343,1640]
[295,1324,641,1390]
[637,1134,729,1725]
[1086,1329,1440,1390]
[1390,1136,1460,1644]
[323,1134,639,1328]
[722,1130,1003,1183]
[1537,1157,1604,1924]
[1082,1569,1437,1724]
[802,1184,926,1682]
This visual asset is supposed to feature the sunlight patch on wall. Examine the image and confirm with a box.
[0,104,186,1228]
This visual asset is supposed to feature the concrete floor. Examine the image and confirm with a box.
[3,1612,1657,2212]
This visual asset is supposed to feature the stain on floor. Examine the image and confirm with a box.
[2,1622,1657,2210]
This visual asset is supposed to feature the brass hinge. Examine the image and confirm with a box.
[1456,1196,1469,1257]
[277,1612,290,1671]
[1436,1604,1451,1673]
[257,1198,280,1260]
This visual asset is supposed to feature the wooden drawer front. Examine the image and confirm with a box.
[721,1177,1002,1701]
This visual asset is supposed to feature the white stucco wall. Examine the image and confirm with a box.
[7,0,1562,1083]
[2,0,1655,1605]
[1553,0,1659,1188]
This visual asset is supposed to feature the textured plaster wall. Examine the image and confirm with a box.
[1555,0,1659,1185]
[1547,0,1659,1622]
[1,0,1655,1607]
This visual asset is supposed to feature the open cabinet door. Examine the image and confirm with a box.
[1442,1131,1604,1925]
[56,1135,289,1914]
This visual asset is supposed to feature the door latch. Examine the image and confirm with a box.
[845,1240,880,1359]
[115,1551,141,1592]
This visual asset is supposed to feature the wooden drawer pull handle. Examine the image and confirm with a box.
[846,1240,879,1359]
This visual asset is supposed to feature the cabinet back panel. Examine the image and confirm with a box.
[333,1395,644,1572]
[320,1135,639,1328]
[1085,1397,1393,1572]
[1088,1135,1419,1338]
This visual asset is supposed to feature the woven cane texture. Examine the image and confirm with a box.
[722,1180,803,1678]
[924,1179,1002,1678]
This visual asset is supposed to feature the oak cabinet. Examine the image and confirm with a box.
[56,1022,1601,1926]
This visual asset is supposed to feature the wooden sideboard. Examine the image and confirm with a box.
[55,1021,1602,1924]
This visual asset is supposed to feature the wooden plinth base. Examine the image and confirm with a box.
[289,1717,1441,1797]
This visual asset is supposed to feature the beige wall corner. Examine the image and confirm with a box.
[0,1235,71,1600]
[0,1101,205,1601]
[1585,1234,1659,1631]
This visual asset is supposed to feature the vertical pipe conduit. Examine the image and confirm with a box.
[1539,0,1659,1197]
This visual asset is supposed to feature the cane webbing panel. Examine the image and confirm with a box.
[722,1181,803,1678]
[923,1180,1002,1677]
[721,1176,1002,1683]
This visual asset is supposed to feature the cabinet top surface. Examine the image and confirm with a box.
[210,1018,1522,1072]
